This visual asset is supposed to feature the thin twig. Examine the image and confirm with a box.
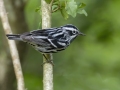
[50,0,54,7]
[41,0,53,90]
[52,5,60,13]
[0,0,25,90]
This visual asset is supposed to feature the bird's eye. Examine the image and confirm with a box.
[72,30,76,34]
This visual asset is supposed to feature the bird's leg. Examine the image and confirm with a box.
[43,54,49,62]
[42,54,54,66]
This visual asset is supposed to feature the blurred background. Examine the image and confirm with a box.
[0,0,120,90]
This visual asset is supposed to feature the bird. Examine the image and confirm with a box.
[6,24,85,64]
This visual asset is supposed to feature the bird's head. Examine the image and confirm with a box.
[62,24,85,36]
[61,24,85,40]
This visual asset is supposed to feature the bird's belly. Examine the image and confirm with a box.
[35,46,48,53]
[35,45,66,53]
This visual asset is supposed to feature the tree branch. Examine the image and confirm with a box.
[0,0,25,90]
[50,0,54,7]
[52,5,60,13]
[41,0,53,90]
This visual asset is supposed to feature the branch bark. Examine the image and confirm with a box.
[0,0,25,90]
[41,0,53,90]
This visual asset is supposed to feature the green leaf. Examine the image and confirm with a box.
[53,0,59,5]
[35,7,40,12]
[60,8,69,20]
[77,9,88,16]
[45,0,51,4]
[38,22,41,29]
[65,0,77,17]
[52,5,58,9]
[78,3,86,8]
[59,0,66,7]
[35,6,41,16]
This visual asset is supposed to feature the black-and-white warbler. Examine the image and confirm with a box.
[6,24,85,63]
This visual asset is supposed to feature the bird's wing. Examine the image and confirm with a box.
[21,28,68,49]
[48,32,69,48]
[31,28,68,48]
[31,28,58,36]
[30,29,56,47]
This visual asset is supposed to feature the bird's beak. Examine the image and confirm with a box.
[78,32,86,36]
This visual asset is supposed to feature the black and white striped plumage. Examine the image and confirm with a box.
[6,24,85,53]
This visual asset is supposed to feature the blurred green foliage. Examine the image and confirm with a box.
[1,0,120,90]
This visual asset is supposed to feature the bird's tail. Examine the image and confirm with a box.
[6,34,22,40]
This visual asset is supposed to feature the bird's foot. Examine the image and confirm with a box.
[41,54,54,66]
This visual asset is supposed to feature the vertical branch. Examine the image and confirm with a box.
[0,0,25,90]
[41,0,53,90]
